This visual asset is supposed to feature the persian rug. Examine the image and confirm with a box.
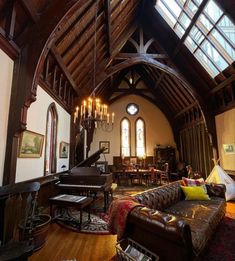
[56,207,110,235]
[201,212,235,261]
[55,185,152,234]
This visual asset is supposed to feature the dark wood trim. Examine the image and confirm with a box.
[19,0,39,23]
[0,31,19,59]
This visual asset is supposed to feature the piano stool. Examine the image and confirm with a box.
[49,194,93,230]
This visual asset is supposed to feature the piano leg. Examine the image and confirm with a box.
[104,191,109,212]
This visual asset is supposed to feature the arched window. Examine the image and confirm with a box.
[120,118,131,157]
[135,118,146,157]
[44,103,58,175]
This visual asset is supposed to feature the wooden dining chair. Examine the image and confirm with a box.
[0,182,40,261]
[160,163,170,184]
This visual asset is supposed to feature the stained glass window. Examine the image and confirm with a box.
[121,118,130,157]
[136,118,146,157]
[155,0,235,77]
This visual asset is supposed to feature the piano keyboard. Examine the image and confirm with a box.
[57,183,103,189]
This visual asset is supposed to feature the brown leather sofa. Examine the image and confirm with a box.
[125,181,226,261]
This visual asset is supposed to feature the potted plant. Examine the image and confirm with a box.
[19,206,51,251]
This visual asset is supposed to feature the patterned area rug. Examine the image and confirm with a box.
[55,185,152,234]
[56,207,110,234]
[201,212,235,261]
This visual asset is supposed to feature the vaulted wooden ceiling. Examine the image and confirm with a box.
[0,0,234,132]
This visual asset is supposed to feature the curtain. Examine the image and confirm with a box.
[180,122,213,178]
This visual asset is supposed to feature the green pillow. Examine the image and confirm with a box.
[181,185,210,201]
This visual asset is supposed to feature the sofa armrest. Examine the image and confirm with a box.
[126,206,193,261]
[206,183,226,198]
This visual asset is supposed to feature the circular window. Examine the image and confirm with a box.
[126,103,139,116]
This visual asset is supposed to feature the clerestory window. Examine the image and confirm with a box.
[155,0,235,77]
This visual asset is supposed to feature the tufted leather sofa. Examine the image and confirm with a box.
[125,181,226,261]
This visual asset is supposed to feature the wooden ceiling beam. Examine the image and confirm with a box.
[50,45,77,90]
[55,1,94,46]
[115,53,168,59]
[19,0,39,23]
[61,5,104,58]
[104,0,111,56]
[174,102,198,118]
[209,74,235,95]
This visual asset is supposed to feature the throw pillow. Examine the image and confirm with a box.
[182,177,207,192]
[181,185,210,201]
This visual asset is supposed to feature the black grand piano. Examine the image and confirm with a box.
[57,148,113,211]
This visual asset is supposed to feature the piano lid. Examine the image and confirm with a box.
[75,147,106,167]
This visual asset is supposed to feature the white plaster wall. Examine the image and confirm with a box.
[216,108,235,171]
[0,49,14,185]
[89,94,175,164]
[16,86,71,182]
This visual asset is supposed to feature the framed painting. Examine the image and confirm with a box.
[223,143,235,154]
[99,141,110,154]
[18,130,44,158]
[59,141,69,158]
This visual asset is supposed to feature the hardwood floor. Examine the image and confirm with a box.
[29,224,117,261]
[30,201,235,261]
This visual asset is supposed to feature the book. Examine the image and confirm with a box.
[125,245,152,261]
[52,194,86,203]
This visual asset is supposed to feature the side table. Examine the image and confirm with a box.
[49,194,93,230]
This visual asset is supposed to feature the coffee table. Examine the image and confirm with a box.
[49,194,93,229]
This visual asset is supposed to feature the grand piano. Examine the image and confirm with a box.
[57,148,113,211]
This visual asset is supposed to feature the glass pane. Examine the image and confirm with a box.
[187,0,198,15]
[218,16,235,48]
[201,40,228,71]
[121,119,130,157]
[185,36,197,52]
[136,119,145,157]
[179,12,191,29]
[211,29,235,60]
[193,0,203,7]
[197,14,213,32]
[164,0,182,18]
[175,23,185,38]
[190,25,205,45]
[195,49,219,77]
[156,1,177,27]
[204,0,222,23]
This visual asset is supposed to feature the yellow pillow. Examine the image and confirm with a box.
[181,185,210,201]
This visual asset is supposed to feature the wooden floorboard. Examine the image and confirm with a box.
[30,201,235,261]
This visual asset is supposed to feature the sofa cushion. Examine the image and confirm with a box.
[165,197,225,222]
[165,197,226,254]
[134,181,182,211]
[181,185,210,200]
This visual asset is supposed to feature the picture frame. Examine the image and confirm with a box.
[99,141,110,154]
[95,161,108,173]
[18,130,44,158]
[59,141,69,158]
[223,143,235,154]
